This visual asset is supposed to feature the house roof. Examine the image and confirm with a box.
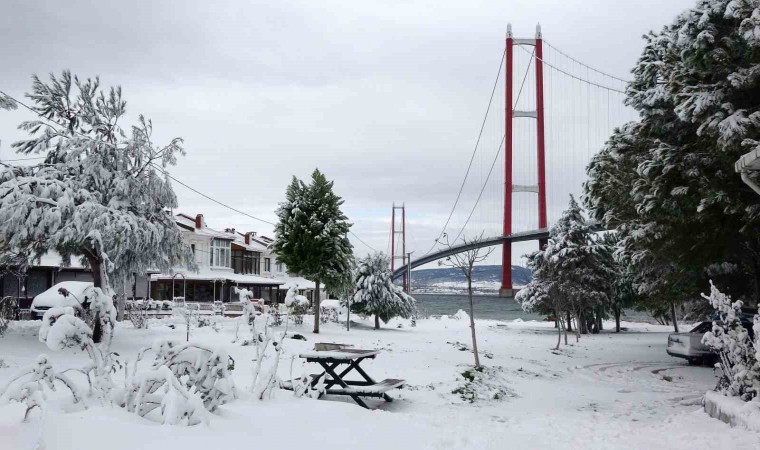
[232,232,267,253]
[175,213,235,240]
[151,268,285,285]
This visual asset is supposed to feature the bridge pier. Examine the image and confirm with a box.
[498,288,516,298]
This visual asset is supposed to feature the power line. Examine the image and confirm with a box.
[422,49,506,256]
[1,88,379,252]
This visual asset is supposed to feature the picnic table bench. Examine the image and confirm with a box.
[283,345,405,409]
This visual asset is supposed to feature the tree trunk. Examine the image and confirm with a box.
[614,305,621,333]
[566,311,572,332]
[595,308,603,333]
[374,314,379,330]
[313,279,321,334]
[670,301,679,333]
[84,252,107,343]
[467,278,480,368]
[555,309,562,350]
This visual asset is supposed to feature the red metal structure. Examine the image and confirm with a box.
[500,24,548,296]
[501,26,514,295]
[391,204,407,291]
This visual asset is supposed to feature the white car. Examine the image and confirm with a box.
[30,281,95,320]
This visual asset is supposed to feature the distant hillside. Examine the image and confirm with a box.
[411,265,531,294]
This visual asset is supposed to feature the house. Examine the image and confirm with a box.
[0,251,151,309]
[149,214,285,303]
[244,232,328,302]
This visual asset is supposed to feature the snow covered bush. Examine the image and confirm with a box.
[701,281,760,401]
[247,312,292,399]
[0,296,17,336]
[352,252,416,329]
[38,307,119,399]
[451,366,515,403]
[284,286,309,325]
[0,355,82,420]
[121,365,208,426]
[128,340,236,412]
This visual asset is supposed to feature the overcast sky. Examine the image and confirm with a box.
[0,0,694,267]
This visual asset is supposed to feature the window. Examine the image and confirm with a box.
[232,250,258,274]
[210,239,231,267]
[275,262,283,273]
[252,254,261,274]
[264,258,271,272]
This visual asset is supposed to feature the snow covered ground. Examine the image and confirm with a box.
[1,314,758,450]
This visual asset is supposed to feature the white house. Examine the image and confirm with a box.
[150,213,285,303]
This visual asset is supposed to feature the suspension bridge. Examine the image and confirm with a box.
[391,24,636,295]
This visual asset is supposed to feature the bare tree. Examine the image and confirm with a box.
[438,233,494,368]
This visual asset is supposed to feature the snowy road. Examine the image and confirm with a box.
[1,316,758,449]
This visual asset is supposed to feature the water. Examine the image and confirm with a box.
[414,293,544,322]
[413,293,656,323]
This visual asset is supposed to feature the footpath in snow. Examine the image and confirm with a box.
[1,314,759,450]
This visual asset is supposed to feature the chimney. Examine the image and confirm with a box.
[195,214,204,229]
[245,231,256,245]
[225,227,236,234]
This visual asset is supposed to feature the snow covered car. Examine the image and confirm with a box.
[30,281,95,320]
[666,322,715,365]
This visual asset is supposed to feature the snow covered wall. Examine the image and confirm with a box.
[703,391,760,432]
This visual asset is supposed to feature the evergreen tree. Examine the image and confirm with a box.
[0,72,193,343]
[352,252,416,329]
[273,169,353,333]
[585,0,760,319]
[517,197,613,345]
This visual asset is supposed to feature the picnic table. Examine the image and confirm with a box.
[289,346,405,409]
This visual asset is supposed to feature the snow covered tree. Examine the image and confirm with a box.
[438,233,493,368]
[352,252,416,329]
[585,0,760,315]
[0,72,193,341]
[598,232,638,332]
[701,281,760,401]
[517,197,613,346]
[273,169,353,333]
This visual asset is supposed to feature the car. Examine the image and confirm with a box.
[30,281,95,320]
[666,321,715,365]
[667,311,756,365]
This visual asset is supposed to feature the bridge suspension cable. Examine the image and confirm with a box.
[422,50,507,257]
[543,40,630,83]
[448,48,536,245]
[517,45,627,94]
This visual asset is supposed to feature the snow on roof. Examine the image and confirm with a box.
[174,213,235,240]
[151,268,285,285]
[281,275,318,290]
[35,251,86,270]
[231,232,267,252]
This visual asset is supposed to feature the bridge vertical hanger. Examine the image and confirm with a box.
[501,23,549,297]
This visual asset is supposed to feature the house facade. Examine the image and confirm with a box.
[149,213,285,303]
[1,212,324,308]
